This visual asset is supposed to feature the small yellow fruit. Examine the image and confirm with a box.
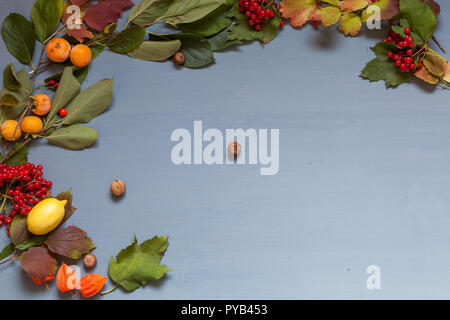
[21,116,43,134]
[1,120,22,141]
[27,198,67,235]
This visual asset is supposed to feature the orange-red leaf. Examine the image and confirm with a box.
[414,66,438,84]
[280,0,316,28]
[67,25,93,43]
[340,0,370,11]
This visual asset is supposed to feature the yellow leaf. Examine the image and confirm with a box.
[361,0,399,22]
[423,50,447,77]
[280,0,316,27]
[442,62,450,83]
[321,0,341,5]
[338,12,362,36]
[340,0,370,11]
[311,6,342,27]
[414,67,438,84]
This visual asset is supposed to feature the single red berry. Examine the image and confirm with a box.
[387,51,393,58]
[406,49,413,56]
[388,19,393,25]
[395,60,402,66]
[54,83,59,88]
[48,80,56,86]
[5,217,12,224]
[280,20,284,27]
[404,27,411,34]
[59,108,68,117]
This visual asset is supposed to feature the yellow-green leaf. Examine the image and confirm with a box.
[443,62,450,83]
[311,6,342,27]
[338,12,362,36]
[280,0,316,27]
[423,49,447,77]
[414,66,439,84]
[340,0,370,11]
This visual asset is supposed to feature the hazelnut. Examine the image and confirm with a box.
[227,142,241,157]
[111,179,126,197]
[173,51,185,65]
[83,253,97,269]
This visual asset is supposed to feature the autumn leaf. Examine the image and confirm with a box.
[338,12,362,36]
[414,66,438,84]
[10,215,32,246]
[70,0,90,5]
[67,25,93,43]
[280,0,316,28]
[20,247,58,281]
[55,189,77,224]
[108,235,171,292]
[45,226,95,259]
[340,0,370,11]
[423,49,447,77]
[361,0,399,21]
[85,0,133,31]
[99,0,134,15]
[311,6,341,27]
[443,62,450,83]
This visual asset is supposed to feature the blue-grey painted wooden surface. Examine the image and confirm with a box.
[0,0,449,299]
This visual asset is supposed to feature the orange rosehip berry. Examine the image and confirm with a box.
[46,38,71,63]
[33,94,52,116]
[70,44,92,67]
[21,116,43,134]
[1,120,22,141]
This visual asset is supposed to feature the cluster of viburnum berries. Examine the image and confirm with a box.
[239,0,283,31]
[383,25,423,73]
[0,162,52,236]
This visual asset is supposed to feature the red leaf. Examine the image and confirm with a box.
[20,247,58,282]
[67,25,94,43]
[70,0,90,4]
[45,226,95,259]
[85,0,134,31]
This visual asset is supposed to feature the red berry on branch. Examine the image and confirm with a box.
[59,108,68,117]
[404,28,411,35]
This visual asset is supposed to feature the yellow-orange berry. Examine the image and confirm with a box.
[1,120,22,141]
[46,38,71,63]
[33,94,52,116]
[70,44,92,67]
[21,116,43,134]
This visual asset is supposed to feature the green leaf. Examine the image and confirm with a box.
[10,215,32,246]
[128,0,173,26]
[61,78,113,125]
[45,226,95,259]
[399,0,436,42]
[107,27,146,54]
[0,243,14,261]
[5,142,28,166]
[181,38,215,68]
[165,0,225,25]
[55,188,77,224]
[46,124,99,150]
[20,247,58,281]
[391,24,423,44]
[177,4,233,37]
[15,236,47,251]
[127,40,181,61]
[3,63,20,91]
[370,41,400,57]
[32,0,64,42]
[108,235,171,292]
[44,67,81,130]
[361,55,412,88]
[44,66,89,86]
[208,29,240,51]
[1,13,36,64]
[15,68,31,92]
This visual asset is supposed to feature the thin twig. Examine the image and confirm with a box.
[432,36,446,54]
[0,138,32,164]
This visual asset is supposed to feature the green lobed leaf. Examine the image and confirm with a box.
[391,24,423,44]
[0,242,14,261]
[10,215,32,246]
[44,67,81,130]
[176,4,233,37]
[61,78,113,125]
[370,41,400,57]
[3,63,20,91]
[128,0,173,26]
[15,236,47,251]
[108,235,171,292]
[32,0,64,43]
[360,55,412,88]
[208,28,241,51]
[1,13,36,64]
[45,226,95,259]
[165,0,225,25]
[399,0,436,42]
[46,125,99,150]
[107,27,146,54]
[127,40,181,61]
[20,247,58,281]
[5,142,28,166]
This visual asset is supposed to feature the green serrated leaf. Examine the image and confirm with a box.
[399,0,436,42]
[208,28,241,51]
[32,0,63,42]
[108,235,171,292]
[361,55,412,88]
[46,125,99,150]
[4,142,28,166]
[1,13,36,64]
[181,38,215,68]
[177,4,233,37]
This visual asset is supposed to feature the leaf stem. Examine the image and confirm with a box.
[0,138,32,164]
[101,284,118,295]
[432,36,446,54]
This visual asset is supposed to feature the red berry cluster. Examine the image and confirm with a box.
[383,26,423,73]
[239,0,281,31]
[47,79,59,89]
[0,162,52,236]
